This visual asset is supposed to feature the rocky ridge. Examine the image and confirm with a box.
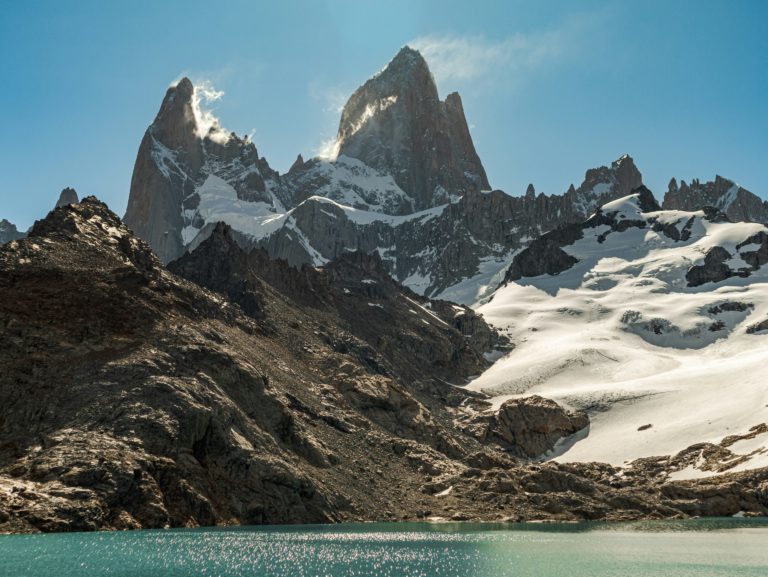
[168,222,506,384]
[503,186,661,283]
[663,175,768,224]
[502,185,768,289]
[2,188,81,246]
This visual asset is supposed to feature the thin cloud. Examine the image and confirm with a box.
[316,137,341,160]
[410,12,605,89]
[309,82,350,116]
[308,80,354,160]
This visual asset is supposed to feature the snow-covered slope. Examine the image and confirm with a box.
[468,192,768,476]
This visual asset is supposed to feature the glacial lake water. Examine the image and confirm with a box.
[1,519,767,577]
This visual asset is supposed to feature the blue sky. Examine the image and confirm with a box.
[1,0,766,229]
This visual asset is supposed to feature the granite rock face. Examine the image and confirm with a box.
[663,175,768,224]
[335,46,490,211]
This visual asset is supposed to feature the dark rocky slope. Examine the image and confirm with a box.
[1,199,767,533]
[169,223,504,385]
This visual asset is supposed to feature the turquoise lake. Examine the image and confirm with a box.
[1,519,767,576]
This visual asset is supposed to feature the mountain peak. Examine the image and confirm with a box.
[395,44,422,59]
[613,153,642,188]
[612,153,634,169]
[385,45,429,76]
[289,153,305,173]
[174,76,194,93]
[152,78,199,151]
[56,187,79,208]
[335,47,489,210]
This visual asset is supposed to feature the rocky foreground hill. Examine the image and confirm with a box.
[1,198,767,533]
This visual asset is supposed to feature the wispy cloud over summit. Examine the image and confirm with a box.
[410,12,606,90]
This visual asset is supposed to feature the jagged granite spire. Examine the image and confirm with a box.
[335,46,490,210]
[55,187,79,208]
[124,77,281,264]
[289,154,305,173]
[525,183,536,201]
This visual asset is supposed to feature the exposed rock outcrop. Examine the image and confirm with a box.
[686,246,737,287]
[481,396,589,458]
[686,231,768,287]
[504,238,579,281]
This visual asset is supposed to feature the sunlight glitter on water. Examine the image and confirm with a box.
[1,519,767,577]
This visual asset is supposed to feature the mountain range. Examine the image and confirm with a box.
[120,46,766,304]
[1,46,767,532]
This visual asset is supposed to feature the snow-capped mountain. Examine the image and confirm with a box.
[124,47,656,302]
[469,190,768,477]
[123,76,285,264]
